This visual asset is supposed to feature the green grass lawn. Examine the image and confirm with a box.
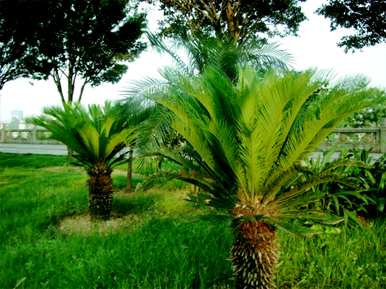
[0,153,385,289]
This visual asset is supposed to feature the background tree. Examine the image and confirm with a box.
[148,33,291,80]
[337,76,386,127]
[145,0,306,44]
[147,66,384,289]
[0,0,51,90]
[318,0,386,50]
[1,0,146,104]
[344,105,386,127]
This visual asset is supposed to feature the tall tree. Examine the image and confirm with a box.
[145,0,306,44]
[0,0,146,104]
[318,0,386,50]
[148,66,384,289]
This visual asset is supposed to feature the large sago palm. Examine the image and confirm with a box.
[33,103,135,220]
[151,67,384,289]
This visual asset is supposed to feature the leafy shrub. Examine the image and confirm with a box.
[364,154,386,218]
[300,150,385,220]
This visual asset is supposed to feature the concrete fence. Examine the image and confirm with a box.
[320,118,386,153]
[0,118,385,153]
[0,127,60,145]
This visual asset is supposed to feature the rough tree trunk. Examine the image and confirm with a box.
[88,163,113,220]
[231,219,277,289]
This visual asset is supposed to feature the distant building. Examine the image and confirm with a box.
[8,110,24,129]
[11,110,23,120]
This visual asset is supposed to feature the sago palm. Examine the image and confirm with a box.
[151,67,384,289]
[33,102,135,220]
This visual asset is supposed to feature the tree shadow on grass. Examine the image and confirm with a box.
[112,175,142,191]
[0,153,67,168]
[112,193,160,216]
[53,195,160,236]
[40,192,159,234]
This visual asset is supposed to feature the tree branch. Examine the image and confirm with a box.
[67,62,74,103]
[58,67,68,78]
[51,69,66,105]
[198,0,221,31]
[77,79,88,103]
[225,0,240,43]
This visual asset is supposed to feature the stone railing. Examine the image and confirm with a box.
[321,124,385,153]
[0,119,385,153]
[0,127,60,144]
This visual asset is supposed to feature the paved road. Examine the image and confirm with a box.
[0,143,67,155]
[0,144,382,160]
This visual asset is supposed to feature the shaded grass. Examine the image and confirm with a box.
[0,153,385,289]
[112,175,142,191]
[0,153,67,169]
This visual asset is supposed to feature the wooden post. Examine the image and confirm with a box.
[126,148,134,193]
[380,118,386,154]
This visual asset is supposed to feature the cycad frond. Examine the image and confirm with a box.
[32,102,136,170]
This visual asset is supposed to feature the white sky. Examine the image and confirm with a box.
[0,0,385,122]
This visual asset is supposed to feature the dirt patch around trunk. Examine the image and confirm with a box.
[58,213,147,235]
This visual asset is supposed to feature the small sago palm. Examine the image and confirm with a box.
[151,67,384,289]
[33,103,135,220]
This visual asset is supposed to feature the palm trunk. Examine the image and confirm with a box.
[88,164,113,220]
[126,148,133,193]
[231,219,277,289]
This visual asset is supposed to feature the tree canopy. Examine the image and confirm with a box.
[145,0,306,44]
[318,0,386,50]
[0,0,146,103]
[0,0,51,90]
[148,34,291,82]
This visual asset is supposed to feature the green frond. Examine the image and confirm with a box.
[32,102,135,171]
[101,116,114,137]
[105,128,135,158]
[78,124,100,159]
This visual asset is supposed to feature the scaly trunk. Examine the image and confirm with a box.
[88,163,113,220]
[126,148,133,193]
[231,219,277,289]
